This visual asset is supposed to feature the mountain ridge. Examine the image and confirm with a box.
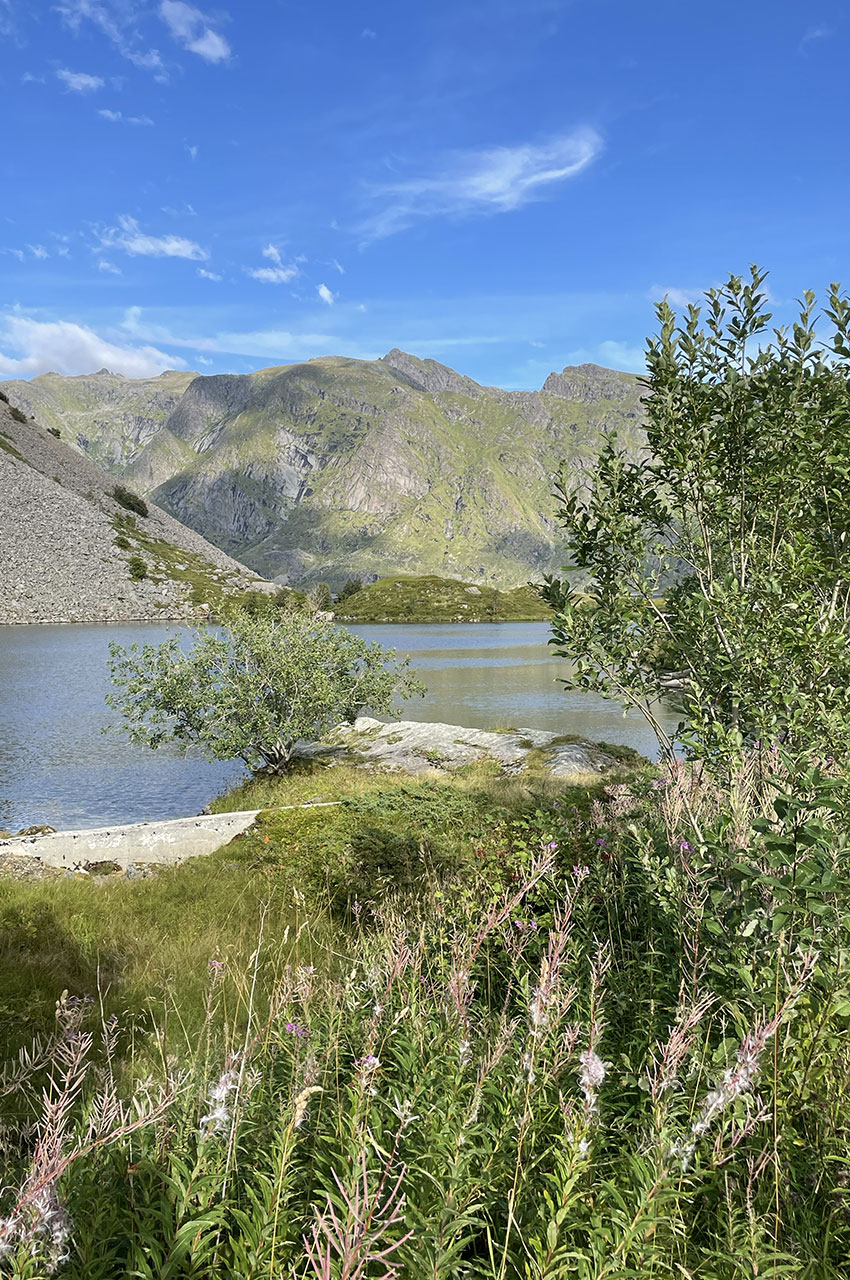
[1,352,646,588]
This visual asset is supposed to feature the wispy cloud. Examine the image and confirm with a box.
[0,314,184,378]
[56,67,104,92]
[248,265,299,283]
[99,108,154,125]
[197,267,222,280]
[564,339,646,374]
[27,244,49,260]
[98,259,122,274]
[800,24,830,51]
[361,127,602,239]
[317,282,335,305]
[56,2,165,76]
[99,214,208,260]
[160,1,231,63]
[648,284,704,308]
[120,308,378,362]
[246,244,299,283]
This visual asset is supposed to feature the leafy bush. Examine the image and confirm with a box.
[112,484,149,518]
[47,427,61,439]
[9,405,27,424]
[545,268,850,775]
[126,554,147,580]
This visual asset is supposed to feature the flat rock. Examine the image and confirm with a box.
[313,717,619,776]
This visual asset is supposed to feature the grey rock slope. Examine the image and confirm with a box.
[0,399,268,624]
[2,353,646,589]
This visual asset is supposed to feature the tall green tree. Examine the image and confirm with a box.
[542,268,850,769]
[107,610,424,773]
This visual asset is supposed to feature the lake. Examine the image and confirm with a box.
[0,622,679,831]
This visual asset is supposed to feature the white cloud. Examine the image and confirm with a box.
[99,108,154,125]
[4,248,25,263]
[160,1,231,63]
[317,283,335,306]
[361,126,602,239]
[330,258,344,274]
[248,265,299,284]
[361,27,377,38]
[98,259,122,274]
[99,214,208,260]
[27,245,49,260]
[246,246,300,284]
[56,68,104,93]
[0,315,184,378]
[56,1,165,75]
[197,267,221,280]
[186,143,198,160]
[120,309,377,362]
[649,284,704,308]
[564,339,646,374]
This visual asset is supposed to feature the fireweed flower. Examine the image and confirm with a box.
[199,1065,239,1136]
[578,1050,608,1117]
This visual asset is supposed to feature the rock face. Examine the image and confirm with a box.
[307,716,620,776]
[0,399,269,624]
[2,353,645,589]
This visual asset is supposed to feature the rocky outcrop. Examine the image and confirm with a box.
[0,400,269,624]
[305,716,621,776]
[2,353,646,589]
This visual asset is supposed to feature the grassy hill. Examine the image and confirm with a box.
[334,574,550,622]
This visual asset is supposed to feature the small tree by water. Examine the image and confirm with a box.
[106,609,424,773]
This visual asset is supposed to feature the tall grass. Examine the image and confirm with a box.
[1,756,849,1276]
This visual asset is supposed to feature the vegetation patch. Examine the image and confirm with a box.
[112,483,149,517]
[335,573,551,622]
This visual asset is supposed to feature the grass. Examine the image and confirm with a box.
[335,574,551,623]
[0,761,622,1055]
[3,750,850,1275]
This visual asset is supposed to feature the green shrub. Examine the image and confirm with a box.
[112,484,149,518]
[113,535,132,550]
[9,405,27,424]
[47,426,61,439]
[127,554,148,580]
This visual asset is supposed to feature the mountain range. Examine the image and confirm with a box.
[1,351,645,588]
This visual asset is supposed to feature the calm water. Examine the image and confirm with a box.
[0,622,679,831]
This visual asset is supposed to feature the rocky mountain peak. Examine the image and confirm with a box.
[379,349,485,398]
[542,362,641,403]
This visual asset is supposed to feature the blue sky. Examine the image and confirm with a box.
[1,0,848,387]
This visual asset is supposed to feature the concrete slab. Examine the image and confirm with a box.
[0,803,341,872]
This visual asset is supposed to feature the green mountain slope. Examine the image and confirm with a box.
[0,368,196,472]
[1,352,645,588]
